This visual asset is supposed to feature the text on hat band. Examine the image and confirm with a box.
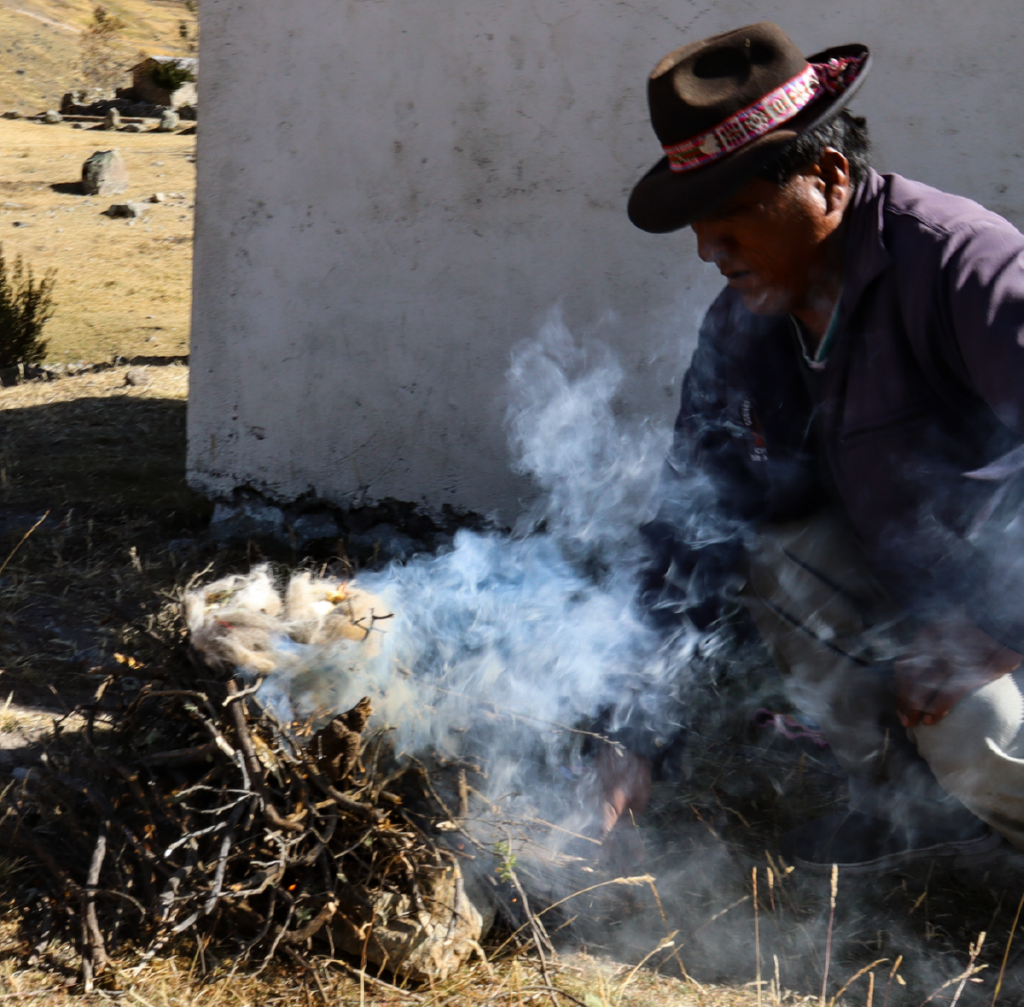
[661,55,865,174]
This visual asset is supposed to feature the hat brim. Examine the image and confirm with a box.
[627,44,871,234]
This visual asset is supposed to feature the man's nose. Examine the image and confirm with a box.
[693,224,729,265]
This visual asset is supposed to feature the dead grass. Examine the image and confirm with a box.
[0,0,194,114]
[0,118,195,362]
[0,369,814,1007]
[0,363,187,407]
[0,5,81,115]
[0,911,769,1007]
[0,363,206,709]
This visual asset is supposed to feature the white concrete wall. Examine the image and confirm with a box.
[188,0,1024,521]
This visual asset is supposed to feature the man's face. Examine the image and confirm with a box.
[690,162,845,316]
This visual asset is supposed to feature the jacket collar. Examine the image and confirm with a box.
[840,167,892,316]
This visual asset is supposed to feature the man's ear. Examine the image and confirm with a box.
[820,147,851,215]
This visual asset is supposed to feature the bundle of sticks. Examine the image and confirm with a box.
[3,565,647,992]
[3,651,488,990]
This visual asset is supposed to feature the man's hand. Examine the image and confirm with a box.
[896,612,1022,728]
[596,746,652,837]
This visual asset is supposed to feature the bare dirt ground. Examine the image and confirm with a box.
[0,119,195,362]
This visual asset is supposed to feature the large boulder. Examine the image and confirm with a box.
[43,110,62,124]
[81,150,128,196]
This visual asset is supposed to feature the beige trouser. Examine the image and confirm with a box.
[743,509,1024,849]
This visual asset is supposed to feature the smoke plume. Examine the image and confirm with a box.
[187,307,692,835]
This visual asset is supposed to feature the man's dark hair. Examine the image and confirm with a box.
[756,109,870,189]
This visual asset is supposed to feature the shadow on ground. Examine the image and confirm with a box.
[0,394,211,707]
[0,395,201,517]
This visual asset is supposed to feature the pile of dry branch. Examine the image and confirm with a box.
[2,565,656,999]
[2,648,490,991]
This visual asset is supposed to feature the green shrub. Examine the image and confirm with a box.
[0,247,56,369]
[150,59,196,93]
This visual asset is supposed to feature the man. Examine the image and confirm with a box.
[604,21,1024,872]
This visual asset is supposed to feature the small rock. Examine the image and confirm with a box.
[43,110,62,124]
[150,192,166,203]
[105,202,147,218]
[0,366,21,387]
[82,149,129,196]
[71,123,83,129]
[156,109,179,132]
[11,221,31,228]
[2,110,21,120]
[2,202,23,209]
[124,367,149,387]
[103,108,121,130]
[119,124,141,133]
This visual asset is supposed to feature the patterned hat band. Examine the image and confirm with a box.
[661,55,866,173]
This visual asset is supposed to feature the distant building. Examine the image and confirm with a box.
[130,56,198,109]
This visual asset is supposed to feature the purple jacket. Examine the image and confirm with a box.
[645,169,1024,647]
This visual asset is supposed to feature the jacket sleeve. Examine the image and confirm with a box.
[638,291,758,631]
[925,218,1024,648]
[940,218,1024,434]
[638,286,824,630]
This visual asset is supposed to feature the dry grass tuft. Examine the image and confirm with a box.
[0,908,770,1007]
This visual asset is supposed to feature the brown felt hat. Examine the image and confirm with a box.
[628,22,870,233]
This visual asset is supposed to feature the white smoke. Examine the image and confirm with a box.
[188,308,691,824]
[508,307,672,558]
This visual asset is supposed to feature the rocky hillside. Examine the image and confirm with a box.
[0,0,194,113]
